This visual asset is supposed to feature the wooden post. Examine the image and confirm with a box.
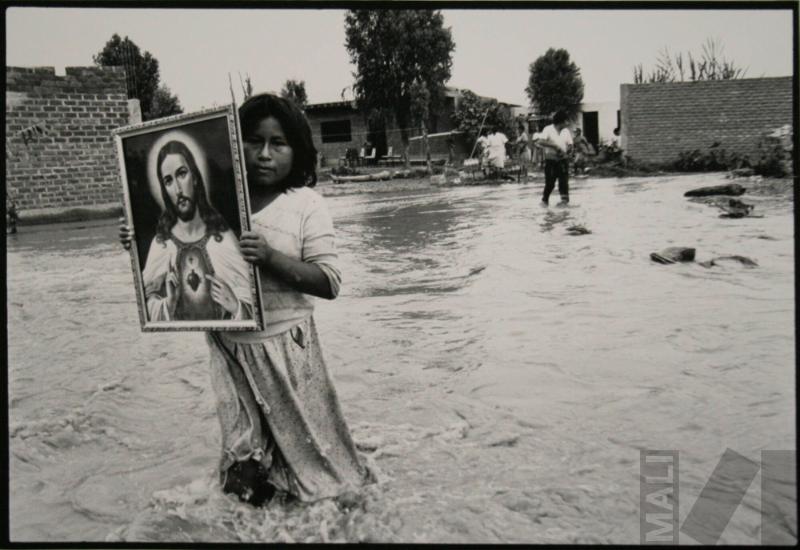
[422,124,432,174]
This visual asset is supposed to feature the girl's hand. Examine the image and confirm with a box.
[119,217,134,250]
[206,274,239,316]
[239,231,274,266]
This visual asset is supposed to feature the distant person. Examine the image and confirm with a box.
[446,132,456,166]
[475,128,490,169]
[360,139,373,165]
[7,192,18,234]
[486,126,509,171]
[529,118,545,169]
[572,127,595,176]
[515,121,532,177]
[532,110,573,207]
[611,127,620,149]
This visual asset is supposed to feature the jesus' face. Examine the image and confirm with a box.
[160,153,197,222]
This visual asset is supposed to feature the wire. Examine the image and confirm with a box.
[316,126,462,140]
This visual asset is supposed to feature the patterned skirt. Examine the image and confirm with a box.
[206,316,367,502]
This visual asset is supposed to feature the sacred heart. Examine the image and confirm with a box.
[187,269,201,291]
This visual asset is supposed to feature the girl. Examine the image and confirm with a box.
[120,93,368,506]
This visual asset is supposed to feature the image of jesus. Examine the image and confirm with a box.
[141,140,253,322]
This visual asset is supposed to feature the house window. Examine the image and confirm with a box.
[320,119,352,143]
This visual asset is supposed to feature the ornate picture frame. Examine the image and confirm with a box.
[114,105,264,331]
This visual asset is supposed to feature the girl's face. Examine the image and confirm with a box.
[243,116,294,189]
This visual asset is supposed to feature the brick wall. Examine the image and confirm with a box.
[6,66,133,212]
[620,77,792,164]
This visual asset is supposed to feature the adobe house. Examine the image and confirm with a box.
[519,101,621,150]
[303,99,367,167]
[575,101,620,149]
[305,87,518,166]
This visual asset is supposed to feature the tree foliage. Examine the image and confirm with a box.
[150,84,183,120]
[344,9,455,163]
[94,34,182,121]
[451,90,515,145]
[633,38,746,84]
[280,79,308,109]
[526,48,584,121]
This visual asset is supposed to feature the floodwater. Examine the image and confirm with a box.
[7,172,796,543]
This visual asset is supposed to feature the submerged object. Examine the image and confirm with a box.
[726,167,755,179]
[650,247,696,264]
[684,183,746,197]
[717,198,755,218]
[566,224,591,236]
[698,255,758,268]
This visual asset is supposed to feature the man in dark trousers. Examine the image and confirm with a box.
[532,110,573,207]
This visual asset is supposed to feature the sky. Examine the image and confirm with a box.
[6,6,795,112]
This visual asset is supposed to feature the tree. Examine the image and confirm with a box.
[526,48,584,121]
[280,79,308,109]
[451,90,515,153]
[633,38,746,84]
[345,9,455,167]
[94,33,182,121]
[150,84,183,119]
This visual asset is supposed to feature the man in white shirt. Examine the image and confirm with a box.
[532,110,573,206]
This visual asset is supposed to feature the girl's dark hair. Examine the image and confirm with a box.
[154,140,228,244]
[239,93,317,189]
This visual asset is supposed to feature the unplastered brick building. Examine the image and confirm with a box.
[6,66,140,219]
[304,87,518,166]
[620,76,792,165]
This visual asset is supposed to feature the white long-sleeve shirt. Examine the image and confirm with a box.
[224,186,342,342]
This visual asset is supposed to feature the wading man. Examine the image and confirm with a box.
[533,110,573,207]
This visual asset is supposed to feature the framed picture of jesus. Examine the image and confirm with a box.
[114,105,264,331]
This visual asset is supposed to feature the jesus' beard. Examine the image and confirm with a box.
[174,197,197,222]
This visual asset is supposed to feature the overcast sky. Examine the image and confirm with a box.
[6,7,794,111]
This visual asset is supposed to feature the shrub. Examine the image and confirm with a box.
[586,146,663,177]
[668,142,748,172]
[752,138,789,178]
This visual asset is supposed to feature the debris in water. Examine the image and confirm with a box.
[684,183,746,197]
[487,434,520,447]
[650,247,696,264]
[698,255,759,268]
[468,265,487,276]
[566,225,591,236]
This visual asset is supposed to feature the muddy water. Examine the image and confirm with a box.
[8,173,795,543]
